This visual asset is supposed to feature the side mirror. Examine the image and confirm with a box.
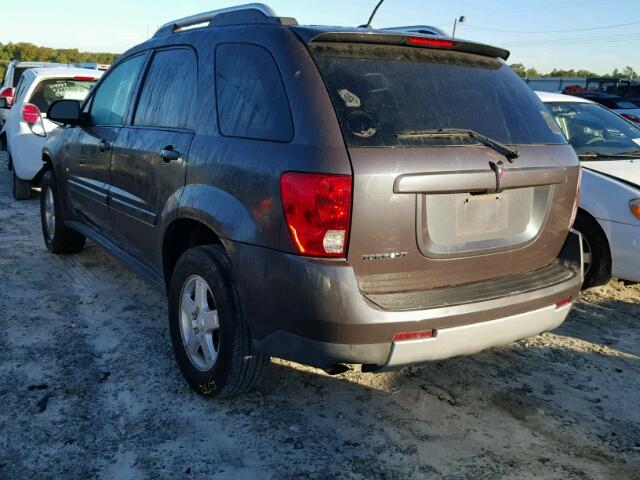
[48,99,84,126]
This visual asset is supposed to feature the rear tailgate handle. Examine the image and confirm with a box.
[394,170,496,194]
[394,167,567,194]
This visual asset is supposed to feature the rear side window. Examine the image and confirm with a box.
[12,67,28,87]
[90,55,145,126]
[311,43,565,147]
[134,48,197,129]
[29,78,96,115]
[215,43,293,142]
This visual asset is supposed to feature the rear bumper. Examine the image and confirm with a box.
[382,302,570,369]
[228,230,583,369]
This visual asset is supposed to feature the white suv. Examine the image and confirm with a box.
[2,67,102,199]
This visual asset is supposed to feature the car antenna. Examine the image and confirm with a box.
[359,0,385,28]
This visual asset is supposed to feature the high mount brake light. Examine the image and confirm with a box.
[22,103,42,125]
[280,172,352,258]
[407,37,457,48]
[73,76,97,81]
[621,113,640,123]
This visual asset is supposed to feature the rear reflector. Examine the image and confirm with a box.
[22,103,42,125]
[555,297,572,309]
[407,37,457,48]
[280,172,352,257]
[393,330,436,342]
[74,76,97,81]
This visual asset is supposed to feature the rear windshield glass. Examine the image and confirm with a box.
[311,43,565,147]
[29,78,96,115]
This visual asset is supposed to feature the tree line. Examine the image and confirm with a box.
[0,42,120,78]
[509,63,638,79]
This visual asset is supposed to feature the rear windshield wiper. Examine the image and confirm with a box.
[395,128,519,162]
[578,151,640,159]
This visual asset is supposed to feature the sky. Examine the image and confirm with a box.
[1,0,638,74]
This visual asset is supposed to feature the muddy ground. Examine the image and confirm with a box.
[0,151,638,479]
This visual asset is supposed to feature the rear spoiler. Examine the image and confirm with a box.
[292,28,510,61]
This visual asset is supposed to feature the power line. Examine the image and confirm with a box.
[504,36,640,48]
[462,20,640,34]
[503,32,640,46]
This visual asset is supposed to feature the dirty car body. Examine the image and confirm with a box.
[41,4,583,394]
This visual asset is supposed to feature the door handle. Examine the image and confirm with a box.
[159,146,181,163]
[98,139,112,152]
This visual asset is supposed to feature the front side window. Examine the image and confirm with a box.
[546,102,640,157]
[134,48,197,130]
[90,55,145,126]
[29,78,97,115]
[215,43,293,142]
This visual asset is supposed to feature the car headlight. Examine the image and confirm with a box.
[630,198,640,220]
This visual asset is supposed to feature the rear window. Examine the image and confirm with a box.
[311,43,565,147]
[29,78,96,115]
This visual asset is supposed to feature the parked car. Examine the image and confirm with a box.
[41,4,583,398]
[0,61,66,142]
[537,91,640,287]
[571,92,640,124]
[1,68,101,199]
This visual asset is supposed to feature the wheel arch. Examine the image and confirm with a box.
[161,217,225,289]
[576,207,612,282]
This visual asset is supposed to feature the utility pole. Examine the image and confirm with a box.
[452,16,466,38]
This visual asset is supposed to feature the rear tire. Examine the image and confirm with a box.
[168,245,268,398]
[11,157,32,200]
[40,170,86,254]
[574,212,611,289]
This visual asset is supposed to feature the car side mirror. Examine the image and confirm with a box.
[48,99,85,125]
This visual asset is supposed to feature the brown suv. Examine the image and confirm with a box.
[40,4,583,397]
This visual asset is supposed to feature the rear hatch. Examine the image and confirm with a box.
[309,37,580,295]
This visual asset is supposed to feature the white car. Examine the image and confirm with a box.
[537,91,640,287]
[1,67,102,199]
[0,61,66,140]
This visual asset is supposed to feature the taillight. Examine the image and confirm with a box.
[569,166,582,228]
[0,87,14,106]
[630,199,640,220]
[22,103,42,125]
[407,37,457,48]
[280,172,352,257]
[621,113,640,123]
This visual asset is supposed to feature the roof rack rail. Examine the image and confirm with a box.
[154,3,297,37]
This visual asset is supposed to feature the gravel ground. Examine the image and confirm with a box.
[0,151,639,480]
